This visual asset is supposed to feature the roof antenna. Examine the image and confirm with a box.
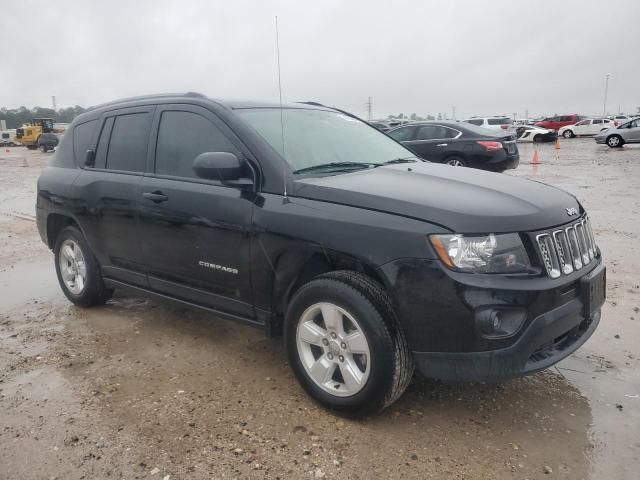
[275,15,288,201]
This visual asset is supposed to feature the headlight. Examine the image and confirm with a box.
[430,233,531,273]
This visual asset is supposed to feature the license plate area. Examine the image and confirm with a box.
[581,264,606,318]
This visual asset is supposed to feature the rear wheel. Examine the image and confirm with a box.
[285,271,413,414]
[607,135,623,148]
[54,226,113,307]
[532,134,542,143]
[563,130,574,138]
[444,156,466,167]
[39,144,47,153]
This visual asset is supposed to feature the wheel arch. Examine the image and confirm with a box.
[267,249,387,336]
[46,213,81,249]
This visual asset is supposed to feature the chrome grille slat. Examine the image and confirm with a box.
[536,217,598,278]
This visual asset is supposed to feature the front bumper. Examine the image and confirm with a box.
[413,301,600,383]
[378,258,604,382]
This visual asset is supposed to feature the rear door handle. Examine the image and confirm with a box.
[436,143,448,147]
[142,191,168,203]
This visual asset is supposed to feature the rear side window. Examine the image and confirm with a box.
[155,110,238,179]
[105,113,151,172]
[593,119,603,124]
[388,126,415,142]
[488,118,512,125]
[416,125,455,140]
[73,120,97,164]
[466,119,483,126]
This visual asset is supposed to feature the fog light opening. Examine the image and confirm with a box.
[475,307,526,339]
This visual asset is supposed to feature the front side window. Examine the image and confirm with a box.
[105,113,151,172]
[155,111,238,178]
[237,108,414,173]
[466,119,484,126]
[575,120,589,126]
[593,119,603,124]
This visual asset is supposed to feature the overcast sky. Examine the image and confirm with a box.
[4,0,639,119]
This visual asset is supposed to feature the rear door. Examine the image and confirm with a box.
[71,107,154,286]
[402,125,461,162]
[590,119,605,135]
[137,104,255,317]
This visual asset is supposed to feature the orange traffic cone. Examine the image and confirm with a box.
[555,138,561,150]
[532,148,540,164]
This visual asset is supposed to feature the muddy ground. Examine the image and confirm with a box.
[0,139,638,479]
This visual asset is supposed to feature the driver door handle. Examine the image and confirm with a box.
[142,191,168,203]
[436,143,448,147]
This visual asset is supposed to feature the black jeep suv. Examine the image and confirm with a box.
[36,93,605,414]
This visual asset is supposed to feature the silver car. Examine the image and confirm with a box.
[595,118,640,147]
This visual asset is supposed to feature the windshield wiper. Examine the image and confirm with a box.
[293,162,379,174]
[381,157,420,165]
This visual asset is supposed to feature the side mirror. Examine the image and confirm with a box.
[193,152,253,187]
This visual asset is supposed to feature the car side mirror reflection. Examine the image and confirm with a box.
[192,152,253,188]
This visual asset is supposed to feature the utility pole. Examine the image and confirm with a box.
[52,96,57,111]
[603,74,610,116]
[366,97,372,121]
[452,106,456,121]
[525,109,529,121]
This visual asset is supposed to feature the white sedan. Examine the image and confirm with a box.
[515,125,557,142]
[559,118,615,138]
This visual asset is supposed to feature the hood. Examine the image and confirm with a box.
[293,163,581,233]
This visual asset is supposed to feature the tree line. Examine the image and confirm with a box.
[0,106,87,129]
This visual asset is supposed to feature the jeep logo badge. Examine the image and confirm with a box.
[566,207,578,216]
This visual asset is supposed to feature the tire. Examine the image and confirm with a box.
[532,134,542,143]
[563,130,574,138]
[285,271,413,415]
[607,135,623,148]
[444,156,467,167]
[54,226,113,307]
[39,144,47,153]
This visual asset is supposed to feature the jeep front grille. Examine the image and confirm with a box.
[536,217,597,278]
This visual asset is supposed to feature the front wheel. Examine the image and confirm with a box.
[607,135,623,148]
[285,271,413,414]
[444,156,466,167]
[563,130,574,138]
[54,226,113,307]
[39,145,47,153]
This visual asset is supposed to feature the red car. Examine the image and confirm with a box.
[535,114,586,131]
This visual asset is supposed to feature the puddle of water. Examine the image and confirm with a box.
[0,258,62,311]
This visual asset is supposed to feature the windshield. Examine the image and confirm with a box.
[236,108,414,173]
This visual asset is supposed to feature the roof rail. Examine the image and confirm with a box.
[88,92,207,111]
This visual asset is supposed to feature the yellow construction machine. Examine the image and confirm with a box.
[15,118,54,149]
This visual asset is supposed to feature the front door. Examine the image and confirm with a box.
[137,104,255,318]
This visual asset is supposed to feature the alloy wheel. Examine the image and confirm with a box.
[58,239,87,295]
[446,159,464,166]
[296,302,371,397]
